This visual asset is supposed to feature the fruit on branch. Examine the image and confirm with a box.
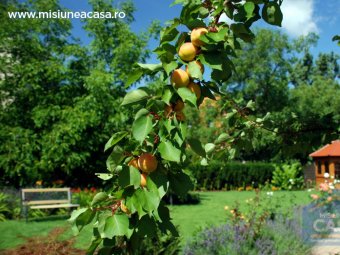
[176,111,186,121]
[187,81,202,99]
[128,158,140,169]
[171,69,190,88]
[164,104,173,117]
[178,42,198,62]
[174,99,185,112]
[120,200,130,214]
[191,27,208,47]
[140,173,147,187]
[186,61,205,78]
[138,153,158,173]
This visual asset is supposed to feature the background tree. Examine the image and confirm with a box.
[0,0,157,187]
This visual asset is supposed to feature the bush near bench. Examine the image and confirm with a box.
[188,161,275,191]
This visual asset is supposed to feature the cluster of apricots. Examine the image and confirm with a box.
[120,153,158,213]
[169,27,208,121]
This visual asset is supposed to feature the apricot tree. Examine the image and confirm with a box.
[70,0,284,253]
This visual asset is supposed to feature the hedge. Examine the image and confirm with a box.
[188,161,275,190]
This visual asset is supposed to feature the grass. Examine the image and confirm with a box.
[0,190,313,251]
[169,190,312,241]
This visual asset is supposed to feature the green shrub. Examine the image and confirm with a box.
[0,193,10,221]
[271,162,304,190]
[164,192,200,205]
[71,187,98,207]
[188,161,275,190]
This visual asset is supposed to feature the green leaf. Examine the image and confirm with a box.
[206,28,228,43]
[106,146,125,172]
[160,20,180,43]
[163,61,178,76]
[134,108,149,120]
[215,133,229,144]
[91,192,108,207]
[244,2,255,20]
[332,35,340,41]
[129,189,147,219]
[199,53,223,70]
[86,236,102,255]
[118,166,141,189]
[170,0,186,6]
[200,158,208,166]
[187,138,206,157]
[158,140,181,162]
[137,215,157,237]
[104,131,128,152]
[188,61,203,80]
[169,171,193,197]
[69,208,95,234]
[177,87,197,106]
[137,63,163,72]
[205,143,215,154]
[69,208,88,223]
[132,115,153,143]
[230,23,255,42]
[185,19,206,30]
[125,69,143,88]
[121,89,148,106]
[162,87,173,105]
[100,214,129,238]
[262,2,283,26]
[148,171,169,199]
[163,119,175,134]
[142,190,160,213]
[95,173,113,180]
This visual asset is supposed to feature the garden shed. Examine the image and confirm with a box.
[309,140,340,185]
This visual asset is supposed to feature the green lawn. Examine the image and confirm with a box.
[0,191,313,251]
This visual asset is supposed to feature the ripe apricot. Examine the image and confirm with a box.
[191,27,208,47]
[178,42,198,62]
[164,104,173,117]
[140,173,147,187]
[171,69,190,88]
[176,111,186,121]
[128,158,139,169]
[187,82,201,99]
[138,153,158,173]
[174,99,185,112]
[120,201,130,214]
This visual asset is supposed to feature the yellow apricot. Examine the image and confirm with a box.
[187,82,202,99]
[140,173,147,187]
[178,42,198,62]
[174,99,185,112]
[171,69,190,88]
[138,153,158,173]
[191,27,208,47]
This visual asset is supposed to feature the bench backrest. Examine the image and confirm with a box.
[21,188,72,205]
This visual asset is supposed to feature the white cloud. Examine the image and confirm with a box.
[281,0,318,37]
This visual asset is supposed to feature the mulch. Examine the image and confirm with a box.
[1,227,86,255]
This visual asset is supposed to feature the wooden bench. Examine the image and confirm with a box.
[21,188,80,221]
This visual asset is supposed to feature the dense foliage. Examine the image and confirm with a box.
[66,0,291,253]
[188,161,275,190]
[187,29,340,163]
[0,0,158,187]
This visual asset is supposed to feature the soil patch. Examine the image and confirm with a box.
[1,227,85,255]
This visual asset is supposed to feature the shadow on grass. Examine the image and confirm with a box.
[26,214,70,223]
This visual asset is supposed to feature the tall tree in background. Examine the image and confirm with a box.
[0,0,157,187]
[185,29,339,162]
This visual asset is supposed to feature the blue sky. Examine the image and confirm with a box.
[60,0,339,59]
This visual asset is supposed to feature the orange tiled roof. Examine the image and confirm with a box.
[310,140,340,158]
